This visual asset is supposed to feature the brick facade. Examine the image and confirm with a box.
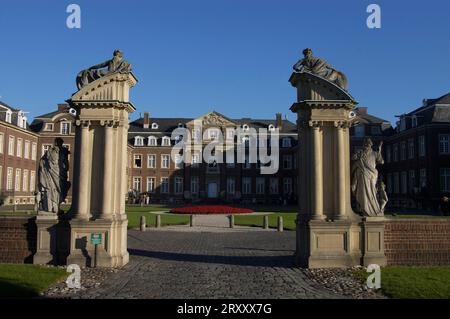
[0,216,36,263]
[385,218,450,265]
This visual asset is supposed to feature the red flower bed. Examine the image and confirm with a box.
[170,205,254,215]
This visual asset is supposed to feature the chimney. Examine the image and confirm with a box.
[356,107,368,115]
[275,113,283,129]
[58,103,68,112]
[143,112,150,129]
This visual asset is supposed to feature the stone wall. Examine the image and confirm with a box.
[385,218,450,266]
[0,216,36,263]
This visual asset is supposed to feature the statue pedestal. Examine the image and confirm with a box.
[33,212,58,265]
[66,71,137,268]
[290,71,363,268]
[361,217,387,266]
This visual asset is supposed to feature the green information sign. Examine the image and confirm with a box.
[90,233,102,245]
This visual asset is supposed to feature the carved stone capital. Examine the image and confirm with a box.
[76,120,91,128]
[309,120,323,129]
[334,120,349,129]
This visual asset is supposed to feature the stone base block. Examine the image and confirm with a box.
[33,213,59,265]
[295,217,362,268]
[361,217,387,267]
[67,217,129,268]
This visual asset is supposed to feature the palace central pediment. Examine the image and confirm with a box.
[187,111,237,127]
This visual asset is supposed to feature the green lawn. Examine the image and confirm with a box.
[353,266,450,299]
[0,264,67,298]
[234,212,297,230]
[126,206,189,229]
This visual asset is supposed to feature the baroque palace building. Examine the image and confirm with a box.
[1,92,449,209]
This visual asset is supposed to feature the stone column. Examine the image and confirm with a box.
[76,120,91,220]
[335,121,347,220]
[101,121,114,219]
[311,121,324,220]
[119,124,128,216]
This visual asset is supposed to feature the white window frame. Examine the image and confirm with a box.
[22,169,28,192]
[0,133,4,154]
[174,177,183,194]
[270,178,279,194]
[256,177,265,194]
[162,136,171,146]
[134,136,144,147]
[30,171,36,192]
[8,136,14,156]
[16,138,22,158]
[24,140,30,159]
[31,142,37,161]
[147,177,155,193]
[161,154,170,169]
[61,122,71,135]
[226,177,235,195]
[6,167,13,190]
[147,154,156,168]
[15,168,21,192]
[133,177,142,192]
[148,136,157,146]
[160,177,169,194]
[133,154,142,168]
[191,176,199,194]
[242,177,251,194]
[439,134,450,154]
[419,135,426,157]
[44,123,54,131]
[440,168,450,192]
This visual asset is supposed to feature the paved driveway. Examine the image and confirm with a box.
[74,229,345,299]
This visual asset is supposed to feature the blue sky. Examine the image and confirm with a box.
[0,0,449,125]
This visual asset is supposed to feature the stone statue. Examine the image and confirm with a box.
[293,48,348,90]
[351,138,387,217]
[76,49,132,90]
[38,138,71,214]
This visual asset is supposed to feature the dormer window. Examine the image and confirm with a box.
[162,136,171,146]
[5,110,12,123]
[151,123,158,129]
[44,123,54,131]
[412,116,418,128]
[178,123,184,128]
[268,124,275,131]
[134,136,144,147]
[148,136,157,146]
[242,124,249,131]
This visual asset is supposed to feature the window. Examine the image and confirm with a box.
[30,171,36,192]
[242,177,251,194]
[24,140,30,159]
[44,123,54,131]
[192,128,201,141]
[282,137,291,148]
[439,135,450,154]
[408,138,415,159]
[283,155,292,169]
[440,168,450,192]
[15,169,21,192]
[133,177,141,192]
[175,154,183,169]
[256,177,265,194]
[400,141,406,160]
[283,178,292,194]
[160,177,169,193]
[191,176,199,194]
[174,177,183,194]
[393,172,400,194]
[409,170,415,193]
[370,126,381,135]
[6,167,13,190]
[162,137,171,146]
[419,168,426,189]
[134,136,144,147]
[147,177,155,193]
[270,178,279,194]
[207,128,220,139]
[191,152,201,167]
[8,136,14,156]
[226,177,235,195]
[16,138,22,158]
[147,155,156,168]
[268,124,275,131]
[393,143,399,162]
[0,166,2,189]
[412,116,418,128]
[31,143,37,161]
[151,123,158,129]
[23,170,28,192]
[419,135,426,157]
[161,155,170,169]
[385,145,391,163]
[354,124,365,137]
[0,133,3,154]
[148,136,157,146]
[242,124,249,131]
[61,122,70,135]
[42,144,51,156]
[226,128,235,140]
[386,173,392,194]
[401,171,407,194]
[133,155,142,168]
[5,110,12,123]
